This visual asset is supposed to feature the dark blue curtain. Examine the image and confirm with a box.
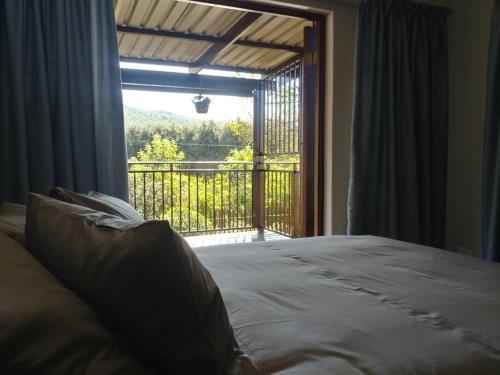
[348,0,450,248]
[0,0,128,203]
[483,0,500,262]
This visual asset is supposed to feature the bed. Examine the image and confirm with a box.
[196,235,500,374]
[2,197,500,374]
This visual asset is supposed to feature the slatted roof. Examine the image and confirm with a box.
[114,0,312,73]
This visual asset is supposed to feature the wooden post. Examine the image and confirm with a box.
[252,87,266,231]
[292,171,302,237]
[301,22,325,237]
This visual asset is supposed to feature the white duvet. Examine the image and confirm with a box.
[196,236,500,374]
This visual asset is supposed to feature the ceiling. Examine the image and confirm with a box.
[114,0,313,73]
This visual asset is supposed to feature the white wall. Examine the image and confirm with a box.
[303,2,358,236]
[255,0,494,255]
[415,0,493,258]
[299,0,494,254]
[327,5,357,235]
[445,0,492,257]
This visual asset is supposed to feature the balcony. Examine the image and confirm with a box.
[128,161,301,239]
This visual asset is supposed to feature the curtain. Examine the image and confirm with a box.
[483,0,500,262]
[0,0,128,203]
[348,0,450,248]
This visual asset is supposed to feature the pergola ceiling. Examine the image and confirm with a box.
[114,0,312,73]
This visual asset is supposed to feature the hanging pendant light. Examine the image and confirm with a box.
[192,94,211,114]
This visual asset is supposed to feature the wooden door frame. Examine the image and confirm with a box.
[192,0,326,237]
[183,0,324,21]
[302,21,325,237]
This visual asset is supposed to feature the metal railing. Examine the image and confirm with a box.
[128,161,300,237]
[262,162,301,237]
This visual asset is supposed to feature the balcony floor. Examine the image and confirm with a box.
[185,229,289,248]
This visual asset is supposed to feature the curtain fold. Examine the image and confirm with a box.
[0,0,128,203]
[482,0,500,262]
[348,0,450,248]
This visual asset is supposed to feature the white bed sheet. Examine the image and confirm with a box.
[196,236,500,374]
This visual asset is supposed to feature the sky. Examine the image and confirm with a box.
[122,90,253,122]
[121,62,254,122]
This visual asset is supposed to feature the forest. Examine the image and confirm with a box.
[125,106,252,161]
[125,106,298,237]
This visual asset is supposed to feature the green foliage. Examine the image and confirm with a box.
[125,106,251,161]
[128,132,254,234]
[225,146,253,163]
[132,134,185,163]
[125,106,299,236]
[227,118,253,147]
[125,106,199,126]
[129,169,254,234]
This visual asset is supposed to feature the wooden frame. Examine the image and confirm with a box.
[117,25,302,54]
[252,87,266,231]
[182,0,323,21]
[121,68,260,96]
[206,0,325,238]
[190,12,262,73]
[120,56,268,75]
[300,20,326,237]
[120,0,327,236]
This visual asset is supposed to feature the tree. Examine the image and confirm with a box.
[227,118,253,147]
[225,145,253,163]
[125,107,299,236]
[124,106,248,161]
[132,134,185,163]
[128,135,185,223]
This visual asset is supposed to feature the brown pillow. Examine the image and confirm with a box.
[50,186,143,221]
[26,193,237,374]
[0,231,153,374]
[0,202,27,246]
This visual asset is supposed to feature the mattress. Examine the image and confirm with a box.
[196,236,500,374]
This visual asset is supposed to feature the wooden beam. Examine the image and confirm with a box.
[117,25,302,54]
[264,53,302,79]
[231,38,301,53]
[300,22,326,237]
[120,56,268,75]
[316,20,326,236]
[117,25,217,43]
[178,0,323,21]
[122,83,252,97]
[252,89,266,229]
[301,26,316,237]
[191,12,262,73]
[121,68,260,97]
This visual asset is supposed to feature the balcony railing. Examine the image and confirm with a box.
[128,161,300,237]
[262,162,301,237]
